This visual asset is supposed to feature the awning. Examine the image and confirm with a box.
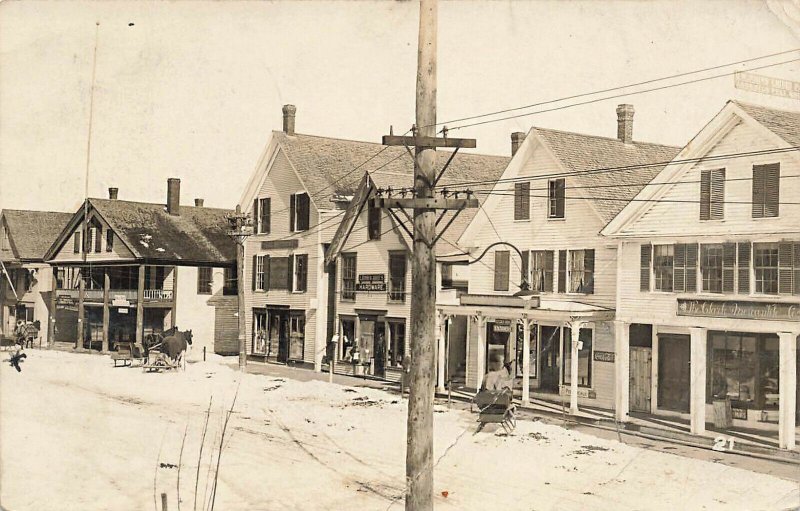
[438,294,615,322]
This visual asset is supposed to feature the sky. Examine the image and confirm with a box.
[1,0,798,213]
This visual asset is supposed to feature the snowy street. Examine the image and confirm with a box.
[1,350,799,511]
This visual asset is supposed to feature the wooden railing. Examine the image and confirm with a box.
[143,289,174,300]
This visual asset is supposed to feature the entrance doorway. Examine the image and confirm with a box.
[630,347,652,412]
[486,320,513,372]
[267,309,289,363]
[539,326,561,392]
[658,334,691,412]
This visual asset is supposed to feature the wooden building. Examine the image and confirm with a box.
[603,101,800,449]
[42,180,237,357]
[0,209,73,344]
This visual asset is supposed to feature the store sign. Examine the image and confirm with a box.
[356,274,386,292]
[111,295,131,308]
[593,351,615,363]
[56,295,75,306]
[677,298,800,322]
[118,308,128,314]
[559,386,596,399]
[734,71,800,100]
[492,319,512,333]
[731,407,747,420]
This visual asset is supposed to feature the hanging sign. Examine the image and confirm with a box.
[112,295,131,308]
[491,319,512,333]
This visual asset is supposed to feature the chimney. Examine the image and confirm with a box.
[108,187,119,200]
[167,178,181,215]
[194,198,204,207]
[511,132,525,157]
[282,104,296,135]
[616,104,634,144]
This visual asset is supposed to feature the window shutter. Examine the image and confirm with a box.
[685,243,698,292]
[640,244,652,292]
[297,193,310,231]
[289,194,296,232]
[752,166,765,218]
[673,244,686,292]
[722,242,735,293]
[737,242,750,295]
[778,242,793,294]
[794,243,800,296]
[711,169,725,219]
[584,249,595,294]
[95,227,102,253]
[252,255,258,291]
[556,179,565,218]
[557,250,567,293]
[253,199,260,233]
[700,170,711,220]
[514,182,530,220]
[287,254,294,291]
[765,164,780,217]
[520,250,529,289]
[263,198,271,235]
[73,232,80,253]
[298,254,308,292]
[544,251,554,292]
[493,251,509,292]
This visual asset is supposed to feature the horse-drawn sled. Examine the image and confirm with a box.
[110,327,192,372]
[473,388,517,434]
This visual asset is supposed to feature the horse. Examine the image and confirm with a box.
[162,329,193,370]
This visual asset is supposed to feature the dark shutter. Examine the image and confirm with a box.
[685,243,698,292]
[544,251,554,292]
[778,242,793,294]
[764,164,780,217]
[737,242,751,294]
[106,230,113,252]
[493,251,510,292]
[640,244,652,292]
[674,244,686,292]
[95,228,102,253]
[700,170,711,220]
[794,243,800,296]
[722,242,735,293]
[262,198,271,235]
[514,182,530,220]
[557,250,567,293]
[520,250,530,289]
[253,199,259,233]
[289,194,296,232]
[584,249,595,294]
[299,254,308,292]
[264,255,271,291]
[711,169,725,219]
[297,193,310,231]
[73,232,80,253]
[287,254,294,291]
[252,254,258,291]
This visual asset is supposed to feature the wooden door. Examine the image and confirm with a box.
[658,334,691,413]
[629,347,652,412]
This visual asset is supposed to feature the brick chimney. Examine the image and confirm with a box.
[616,104,634,144]
[167,178,181,215]
[108,187,119,200]
[282,104,297,135]
[511,132,525,157]
[194,198,204,207]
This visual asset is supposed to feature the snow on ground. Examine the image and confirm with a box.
[1,350,798,511]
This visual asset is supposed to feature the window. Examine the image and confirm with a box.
[254,255,267,291]
[106,230,113,252]
[223,267,237,295]
[339,317,356,360]
[73,232,81,253]
[700,168,725,220]
[290,192,310,232]
[289,313,305,361]
[368,204,382,240]
[548,178,565,219]
[529,250,554,293]
[562,327,592,388]
[341,253,357,300]
[777,242,800,295]
[252,310,267,354]
[673,243,698,293]
[493,250,510,291]
[197,267,212,294]
[707,332,779,409]
[753,243,779,294]
[253,197,271,234]
[653,245,674,292]
[388,252,407,302]
[94,226,102,253]
[700,244,735,294]
[293,254,308,292]
[568,249,594,294]
[752,163,780,218]
[514,182,530,220]
[387,321,406,368]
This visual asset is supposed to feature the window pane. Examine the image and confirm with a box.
[653,245,674,291]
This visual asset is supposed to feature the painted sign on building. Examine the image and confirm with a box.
[593,350,615,363]
[356,274,386,292]
[734,71,800,100]
[677,298,800,322]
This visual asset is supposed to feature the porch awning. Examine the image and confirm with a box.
[438,294,615,322]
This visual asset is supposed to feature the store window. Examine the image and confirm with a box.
[340,317,356,360]
[708,332,779,409]
[341,253,357,300]
[252,310,267,354]
[562,327,592,388]
[367,204,382,240]
[289,313,305,361]
[387,321,406,368]
[653,245,674,292]
[388,252,407,302]
[753,243,779,294]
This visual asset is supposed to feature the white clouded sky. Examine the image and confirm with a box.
[1,0,798,213]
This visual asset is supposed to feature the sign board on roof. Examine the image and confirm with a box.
[734,71,800,101]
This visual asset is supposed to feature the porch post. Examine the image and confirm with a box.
[436,310,446,393]
[76,275,85,349]
[778,331,798,450]
[48,266,57,348]
[569,320,584,415]
[102,271,110,352]
[170,266,178,328]
[614,320,630,422]
[136,264,145,345]
[476,314,486,390]
[522,315,530,405]
[689,327,707,435]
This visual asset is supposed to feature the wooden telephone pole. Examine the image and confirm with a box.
[380,1,476,508]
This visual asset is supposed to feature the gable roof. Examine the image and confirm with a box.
[533,127,681,224]
[46,199,236,265]
[325,150,510,263]
[1,209,73,262]
[733,100,800,147]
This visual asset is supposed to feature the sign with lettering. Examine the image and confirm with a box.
[559,385,596,399]
[731,407,747,420]
[56,294,75,306]
[491,319,512,333]
[593,350,615,363]
[677,298,800,322]
[111,295,131,308]
[261,239,299,250]
[356,274,386,292]
[734,71,800,100]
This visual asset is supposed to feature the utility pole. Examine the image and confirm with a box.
[227,205,253,372]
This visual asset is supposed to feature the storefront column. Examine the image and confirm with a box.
[475,314,486,390]
[76,276,85,349]
[48,266,57,348]
[689,327,707,435]
[522,315,531,405]
[436,310,446,393]
[170,266,178,328]
[569,320,585,415]
[778,331,798,450]
[614,320,630,422]
[135,264,145,345]
[101,272,110,352]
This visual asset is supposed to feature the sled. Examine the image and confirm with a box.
[142,348,179,373]
[473,389,516,434]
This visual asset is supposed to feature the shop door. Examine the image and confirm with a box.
[268,311,289,363]
[373,322,386,377]
[658,334,690,413]
[629,347,652,412]
[486,321,512,372]
[539,326,560,392]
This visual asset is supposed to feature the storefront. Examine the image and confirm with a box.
[251,306,306,365]
[333,311,407,381]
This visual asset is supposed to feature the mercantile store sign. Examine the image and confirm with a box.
[677,298,800,322]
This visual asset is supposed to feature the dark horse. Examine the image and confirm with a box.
[144,327,193,369]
